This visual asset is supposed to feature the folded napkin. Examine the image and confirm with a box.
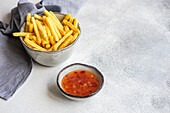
[0,0,86,100]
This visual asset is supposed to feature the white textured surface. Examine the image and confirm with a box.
[0,0,170,113]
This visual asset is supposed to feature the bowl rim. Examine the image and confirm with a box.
[57,63,104,98]
[19,12,81,53]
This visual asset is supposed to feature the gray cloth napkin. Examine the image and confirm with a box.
[0,0,86,100]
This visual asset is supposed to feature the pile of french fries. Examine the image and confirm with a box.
[13,10,80,51]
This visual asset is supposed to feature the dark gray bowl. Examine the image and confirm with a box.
[57,63,104,100]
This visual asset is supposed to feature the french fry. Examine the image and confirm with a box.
[49,11,63,28]
[43,26,50,43]
[29,23,34,33]
[25,13,31,32]
[26,13,31,22]
[24,35,30,40]
[38,20,44,25]
[64,26,70,33]
[69,17,74,24]
[24,35,33,48]
[58,35,72,50]
[13,32,35,37]
[45,44,51,49]
[74,18,78,28]
[49,36,55,45]
[30,36,36,41]
[31,17,41,44]
[30,40,37,49]
[62,13,71,21]
[46,24,51,37]
[62,20,80,34]
[24,35,36,41]
[45,17,59,41]
[42,16,52,37]
[36,20,48,41]
[50,30,73,51]
[42,16,46,22]
[50,18,62,39]
[44,10,51,17]
[25,22,30,32]
[70,33,78,43]
[34,14,43,21]
[42,40,50,45]
[24,38,47,51]
[53,24,62,39]
[43,26,47,35]
[31,39,37,44]
[25,41,33,49]
[42,41,46,47]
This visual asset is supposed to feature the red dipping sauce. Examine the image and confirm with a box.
[61,70,99,96]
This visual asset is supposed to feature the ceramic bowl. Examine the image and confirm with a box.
[57,63,104,100]
[19,13,80,66]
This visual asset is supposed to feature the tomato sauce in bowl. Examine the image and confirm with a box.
[61,70,99,96]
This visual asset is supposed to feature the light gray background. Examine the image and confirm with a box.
[0,0,170,113]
